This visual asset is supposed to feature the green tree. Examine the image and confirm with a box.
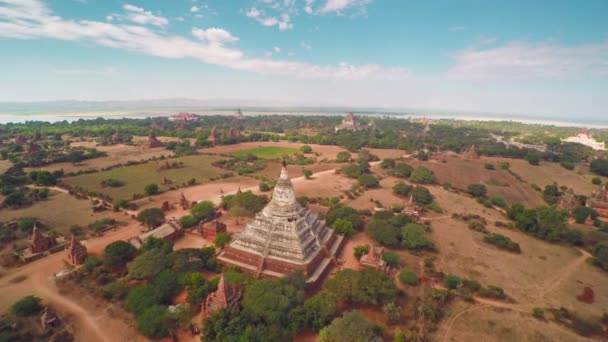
[591,241,608,271]
[444,274,462,289]
[179,215,198,228]
[326,268,397,305]
[490,197,507,208]
[333,218,355,237]
[319,311,382,342]
[542,184,560,205]
[214,232,231,248]
[398,269,419,286]
[382,251,399,269]
[383,302,401,324]
[380,158,396,169]
[327,206,364,230]
[140,236,173,254]
[392,181,412,197]
[526,153,541,166]
[242,277,304,327]
[409,166,435,184]
[128,248,170,279]
[136,208,165,229]
[335,151,351,163]
[467,183,487,198]
[402,224,434,250]
[137,305,169,339]
[83,255,101,272]
[300,145,313,153]
[590,159,608,177]
[103,241,137,268]
[572,206,598,224]
[191,201,216,222]
[411,186,433,205]
[303,169,313,179]
[592,177,602,185]
[357,174,379,188]
[144,183,159,196]
[301,292,340,331]
[11,295,42,316]
[353,245,370,260]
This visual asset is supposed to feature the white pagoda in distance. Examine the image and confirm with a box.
[562,128,606,151]
[218,166,344,285]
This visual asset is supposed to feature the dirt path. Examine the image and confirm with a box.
[537,248,592,300]
[442,305,488,342]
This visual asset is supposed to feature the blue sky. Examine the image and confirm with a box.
[0,0,607,117]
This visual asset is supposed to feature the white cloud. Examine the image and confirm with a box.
[190,6,199,13]
[192,27,238,44]
[122,3,168,27]
[245,7,260,18]
[176,16,185,22]
[0,0,407,81]
[244,3,294,31]
[448,25,466,31]
[273,46,281,53]
[106,15,114,21]
[318,0,370,14]
[448,40,608,81]
[300,41,311,50]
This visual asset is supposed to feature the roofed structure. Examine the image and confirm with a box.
[128,220,184,249]
[65,235,88,266]
[29,225,54,254]
[147,131,164,148]
[359,246,386,271]
[334,112,361,132]
[207,127,218,146]
[562,128,606,151]
[217,166,344,285]
[201,273,242,317]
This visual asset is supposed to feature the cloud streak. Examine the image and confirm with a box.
[0,0,407,80]
[449,41,608,81]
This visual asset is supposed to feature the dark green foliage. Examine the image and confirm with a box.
[101,178,124,188]
[140,236,173,254]
[103,241,137,268]
[357,174,379,188]
[29,170,59,186]
[526,152,541,165]
[353,245,370,260]
[590,159,608,177]
[326,268,397,305]
[398,269,419,286]
[191,201,216,222]
[591,177,602,185]
[392,181,412,197]
[365,218,401,247]
[341,162,370,179]
[380,158,396,169]
[411,186,433,205]
[126,271,181,314]
[409,166,435,183]
[102,281,130,300]
[462,279,481,292]
[509,205,568,242]
[168,247,219,273]
[444,274,462,289]
[532,307,544,319]
[484,163,495,170]
[564,229,584,246]
[326,205,364,230]
[319,310,382,342]
[542,184,560,205]
[382,251,399,269]
[144,183,159,196]
[335,151,351,163]
[333,218,355,237]
[391,163,413,178]
[467,183,487,198]
[300,145,312,153]
[242,276,304,328]
[302,169,313,179]
[417,150,429,161]
[490,197,507,208]
[479,285,505,299]
[128,248,170,279]
[483,233,521,253]
[221,191,268,214]
[11,295,42,316]
[214,232,231,248]
[572,206,598,224]
[560,160,575,170]
[83,255,101,271]
[300,292,340,331]
[179,215,198,228]
[591,242,608,271]
[137,305,169,339]
[135,207,165,228]
[401,223,434,250]
[258,182,271,191]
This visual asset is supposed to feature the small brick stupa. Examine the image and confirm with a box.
[464,144,479,159]
[359,246,386,271]
[201,273,242,317]
[29,225,54,254]
[65,235,88,266]
[147,131,164,148]
[218,166,344,285]
[207,127,218,146]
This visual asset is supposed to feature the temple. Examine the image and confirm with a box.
[464,144,479,159]
[588,184,608,218]
[29,225,55,254]
[147,131,164,148]
[334,112,361,132]
[65,235,88,266]
[207,127,218,146]
[402,194,421,219]
[562,128,606,151]
[359,246,387,272]
[217,166,344,285]
[201,274,242,317]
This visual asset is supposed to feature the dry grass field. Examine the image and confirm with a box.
[345,175,408,210]
[62,154,226,200]
[201,141,351,160]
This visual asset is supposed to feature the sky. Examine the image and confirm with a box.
[0,0,607,117]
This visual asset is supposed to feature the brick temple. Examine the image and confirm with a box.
[201,273,242,317]
[588,184,608,218]
[65,235,88,266]
[217,166,344,285]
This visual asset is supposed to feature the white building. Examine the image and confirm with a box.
[562,128,606,151]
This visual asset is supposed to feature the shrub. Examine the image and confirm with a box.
[333,218,355,237]
[137,305,169,339]
[191,201,216,222]
[560,160,575,170]
[479,285,505,299]
[483,233,521,253]
[214,232,231,248]
[391,163,414,178]
[179,215,198,228]
[102,281,130,300]
[353,245,370,260]
[383,302,401,324]
[11,295,42,316]
[401,224,434,250]
[411,186,433,205]
[590,159,608,177]
[526,153,540,165]
[467,183,487,198]
[484,163,495,170]
[409,166,435,184]
[144,183,159,196]
[380,158,396,169]
[357,174,379,188]
[83,255,101,271]
[392,181,412,197]
[300,145,313,153]
[490,197,507,208]
[592,177,602,185]
[259,182,271,192]
[303,169,313,179]
[444,274,462,289]
[335,151,351,163]
[532,307,544,319]
[398,269,419,286]
[462,279,481,292]
[382,251,399,269]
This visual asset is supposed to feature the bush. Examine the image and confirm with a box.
[590,159,608,177]
[128,248,170,279]
[383,302,401,324]
[402,223,434,250]
[479,285,505,299]
[83,255,101,271]
[214,232,231,248]
[391,163,414,178]
[382,251,399,269]
[592,177,602,185]
[560,160,575,170]
[380,158,396,169]
[102,281,130,300]
[392,181,412,197]
[259,182,271,192]
[490,197,507,208]
[444,274,462,289]
[409,166,435,184]
[532,307,544,319]
[144,183,159,196]
[483,233,521,253]
[179,215,198,228]
[191,201,216,222]
[300,145,313,153]
[526,153,541,165]
[333,218,355,237]
[462,279,481,292]
[398,269,419,286]
[137,305,169,339]
[303,169,313,179]
[411,186,433,205]
[11,295,42,316]
[104,241,137,268]
[484,163,495,170]
[357,174,379,188]
[136,208,165,229]
[467,183,487,198]
[335,151,351,163]
[353,245,370,260]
